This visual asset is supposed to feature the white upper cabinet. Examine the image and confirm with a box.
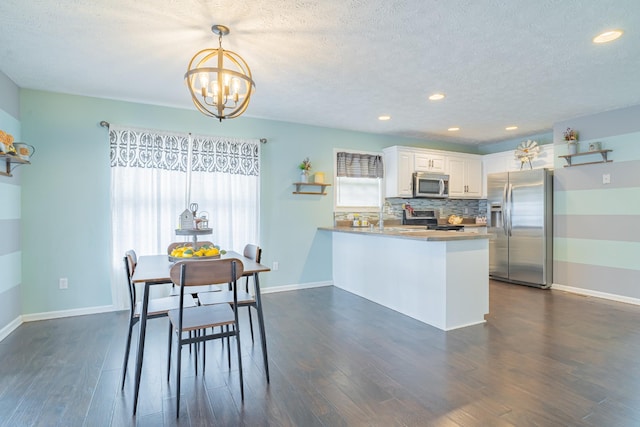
[446,155,483,198]
[414,152,446,173]
[384,146,483,198]
[383,146,415,198]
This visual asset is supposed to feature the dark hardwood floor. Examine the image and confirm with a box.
[1,280,640,426]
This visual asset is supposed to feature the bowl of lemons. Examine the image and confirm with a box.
[169,243,226,262]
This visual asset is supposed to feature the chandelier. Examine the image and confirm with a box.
[185,25,255,121]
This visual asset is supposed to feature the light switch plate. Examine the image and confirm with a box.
[602,174,611,184]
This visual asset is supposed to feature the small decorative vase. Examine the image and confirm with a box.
[300,170,309,183]
[567,141,578,155]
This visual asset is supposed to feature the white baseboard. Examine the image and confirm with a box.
[2,284,331,343]
[552,283,640,306]
[21,304,120,323]
[260,281,333,294]
[0,316,22,342]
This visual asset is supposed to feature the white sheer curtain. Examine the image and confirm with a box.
[189,134,260,253]
[109,126,260,309]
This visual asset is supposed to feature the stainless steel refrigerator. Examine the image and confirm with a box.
[487,169,553,288]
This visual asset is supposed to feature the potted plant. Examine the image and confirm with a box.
[298,157,312,182]
[564,127,579,155]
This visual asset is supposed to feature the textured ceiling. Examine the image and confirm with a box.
[1,0,639,145]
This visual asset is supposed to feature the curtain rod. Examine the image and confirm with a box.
[99,121,267,143]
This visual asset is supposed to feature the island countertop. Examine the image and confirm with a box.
[318,226,491,241]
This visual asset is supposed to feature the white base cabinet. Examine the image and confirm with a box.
[331,231,489,331]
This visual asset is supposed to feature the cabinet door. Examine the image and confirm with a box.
[415,153,446,172]
[448,156,482,198]
[465,158,483,197]
[384,147,414,198]
[414,153,431,172]
[447,157,466,197]
[396,150,414,197]
[429,155,446,172]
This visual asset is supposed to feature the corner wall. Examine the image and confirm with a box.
[553,105,640,302]
[0,70,22,339]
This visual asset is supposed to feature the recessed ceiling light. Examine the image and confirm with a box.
[448,127,460,132]
[505,126,518,131]
[593,30,623,44]
[378,115,391,121]
[428,93,446,101]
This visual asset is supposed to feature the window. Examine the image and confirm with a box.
[109,126,260,308]
[334,150,384,211]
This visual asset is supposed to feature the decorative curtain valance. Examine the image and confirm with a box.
[110,127,189,172]
[191,134,260,176]
[109,126,260,176]
[336,152,384,178]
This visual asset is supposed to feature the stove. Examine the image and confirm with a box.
[402,209,465,231]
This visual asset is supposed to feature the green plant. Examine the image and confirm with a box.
[299,157,312,171]
[563,128,578,141]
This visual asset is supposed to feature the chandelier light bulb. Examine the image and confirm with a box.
[199,73,209,89]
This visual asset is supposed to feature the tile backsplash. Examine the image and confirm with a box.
[335,197,488,223]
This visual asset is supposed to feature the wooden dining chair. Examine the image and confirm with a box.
[167,258,245,416]
[199,244,261,340]
[197,244,269,382]
[120,250,196,390]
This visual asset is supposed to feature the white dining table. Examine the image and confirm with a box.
[130,251,271,414]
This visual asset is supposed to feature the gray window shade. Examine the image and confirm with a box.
[336,152,384,178]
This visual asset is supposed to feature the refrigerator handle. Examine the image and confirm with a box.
[507,183,513,237]
[502,183,508,235]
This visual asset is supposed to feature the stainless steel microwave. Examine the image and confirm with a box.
[412,172,449,198]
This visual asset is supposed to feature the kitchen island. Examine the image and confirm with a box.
[319,226,491,331]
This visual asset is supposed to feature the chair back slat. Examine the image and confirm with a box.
[124,249,138,308]
[170,259,244,287]
[243,244,262,263]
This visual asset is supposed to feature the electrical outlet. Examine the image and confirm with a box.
[59,278,68,289]
[602,174,611,184]
[272,261,279,271]
[464,207,469,215]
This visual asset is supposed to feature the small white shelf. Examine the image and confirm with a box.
[292,182,331,195]
[558,149,613,167]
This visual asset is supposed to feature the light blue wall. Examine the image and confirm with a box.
[19,89,477,315]
[13,87,640,313]
[553,105,640,299]
[0,70,22,334]
[477,131,553,154]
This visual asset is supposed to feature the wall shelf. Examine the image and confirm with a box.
[558,149,613,167]
[292,182,331,195]
[1,153,30,177]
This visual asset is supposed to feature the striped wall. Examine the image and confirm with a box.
[553,105,640,302]
[0,70,23,340]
